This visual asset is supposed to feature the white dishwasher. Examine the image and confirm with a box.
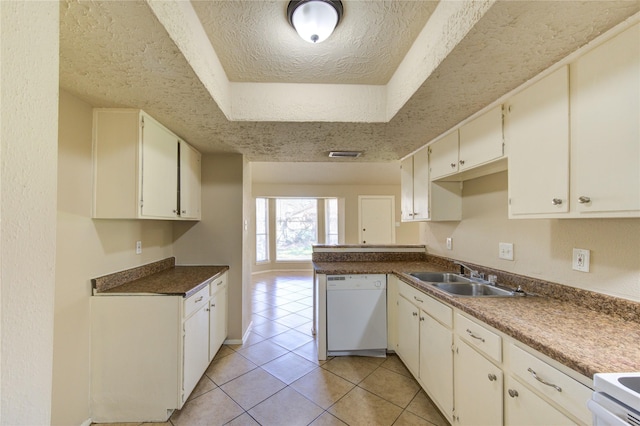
[326,274,387,357]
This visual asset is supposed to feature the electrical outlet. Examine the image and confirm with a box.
[136,241,142,255]
[499,242,514,260]
[446,237,453,250]
[573,248,590,272]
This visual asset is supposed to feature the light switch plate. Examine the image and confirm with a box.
[573,248,590,272]
[446,237,453,250]
[499,242,514,260]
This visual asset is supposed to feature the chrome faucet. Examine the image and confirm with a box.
[453,261,483,279]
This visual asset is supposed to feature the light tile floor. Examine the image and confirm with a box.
[96,271,449,426]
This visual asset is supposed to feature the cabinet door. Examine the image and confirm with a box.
[459,106,504,171]
[400,157,414,221]
[141,114,178,218]
[420,313,453,420]
[209,286,227,361]
[505,376,574,426]
[183,304,209,403]
[396,296,420,377]
[412,147,430,220]
[506,67,570,217]
[429,131,459,180]
[179,141,201,220]
[454,337,503,425]
[570,23,640,215]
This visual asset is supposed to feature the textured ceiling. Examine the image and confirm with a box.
[59,1,640,162]
[191,0,437,84]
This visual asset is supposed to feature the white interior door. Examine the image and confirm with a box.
[358,196,395,244]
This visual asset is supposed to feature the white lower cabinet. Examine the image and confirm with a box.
[420,312,453,418]
[396,294,420,376]
[453,335,503,425]
[209,274,228,362]
[183,300,210,402]
[397,282,454,421]
[91,271,228,423]
[395,280,592,426]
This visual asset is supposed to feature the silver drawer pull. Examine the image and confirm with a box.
[578,196,591,204]
[414,296,424,303]
[528,368,562,392]
[508,389,519,398]
[195,296,203,303]
[551,198,563,206]
[412,311,418,317]
[466,329,485,342]
[488,373,497,382]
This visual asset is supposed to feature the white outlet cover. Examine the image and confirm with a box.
[573,248,590,272]
[446,237,453,250]
[136,241,142,255]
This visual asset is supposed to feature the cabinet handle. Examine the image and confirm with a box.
[508,389,519,398]
[195,296,203,303]
[488,373,497,381]
[459,160,465,166]
[181,210,186,214]
[450,163,456,168]
[466,329,485,342]
[412,311,418,317]
[578,196,591,204]
[414,296,424,303]
[527,368,562,392]
[419,316,425,321]
[551,198,563,205]
[173,209,178,214]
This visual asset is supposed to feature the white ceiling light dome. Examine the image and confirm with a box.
[287,0,344,44]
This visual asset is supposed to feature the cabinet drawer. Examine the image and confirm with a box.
[399,282,452,328]
[455,313,502,363]
[508,344,592,424]
[184,286,209,318]
[399,281,453,328]
[210,274,227,296]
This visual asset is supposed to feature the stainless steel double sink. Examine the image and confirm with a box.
[408,272,525,297]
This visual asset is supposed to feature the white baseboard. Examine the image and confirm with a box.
[223,321,253,346]
[251,268,313,276]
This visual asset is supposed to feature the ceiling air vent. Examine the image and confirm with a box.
[328,151,362,158]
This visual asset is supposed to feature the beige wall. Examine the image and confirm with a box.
[252,183,421,271]
[1,2,59,424]
[53,91,176,425]
[174,154,247,341]
[421,171,640,301]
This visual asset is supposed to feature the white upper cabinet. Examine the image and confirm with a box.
[428,130,459,180]
[429,107,506,183]
[93,109,201,220]
[141,116,179,218]
[458,105,504,172]
[570,23,639,216]
[506,66,570,217]
[401,147,430,221]
[179,141,202,220]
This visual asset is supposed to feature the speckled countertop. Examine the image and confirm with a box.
[314,258,640,380]
[92,257,229,298]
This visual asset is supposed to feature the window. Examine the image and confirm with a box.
[275,198,317,261]
[255,198,268,262]
[325,198,339,245]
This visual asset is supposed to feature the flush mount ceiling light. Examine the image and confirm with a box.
[287,0,343,44]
